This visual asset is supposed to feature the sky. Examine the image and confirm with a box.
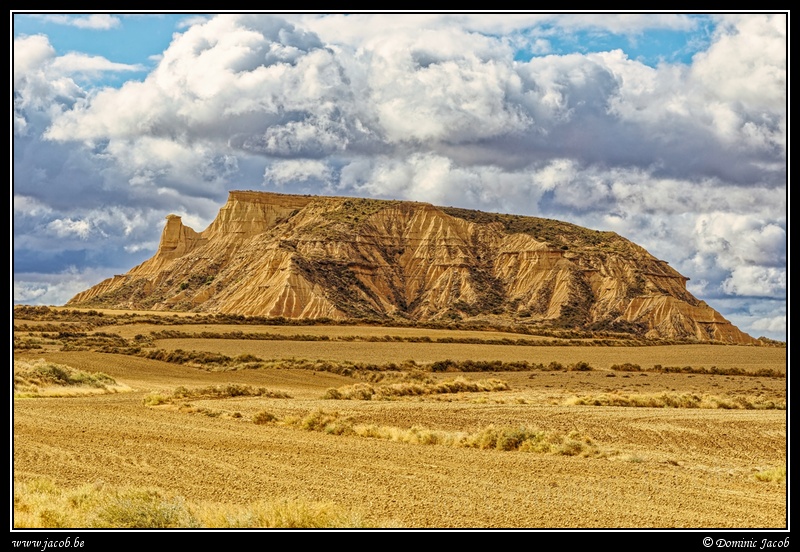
[11,11,788,341]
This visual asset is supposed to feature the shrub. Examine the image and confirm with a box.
[297,410,355,436]
[754,467,786,483]
[610,363,642,372]
[142,394,170,407]
[252,411,277,425]
[14,359,120,397]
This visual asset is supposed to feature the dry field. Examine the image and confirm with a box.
[12,309,787,529]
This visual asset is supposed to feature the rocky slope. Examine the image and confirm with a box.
[68,191,756,343]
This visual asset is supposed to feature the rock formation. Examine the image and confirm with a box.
[68,191,756,343]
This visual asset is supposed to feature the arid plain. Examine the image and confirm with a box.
[13,308,786,529]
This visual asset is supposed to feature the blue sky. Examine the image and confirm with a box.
[12,12,787,340]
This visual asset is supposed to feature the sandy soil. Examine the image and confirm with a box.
[13,346,786,529]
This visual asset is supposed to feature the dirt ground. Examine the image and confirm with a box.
[13,338,786,529]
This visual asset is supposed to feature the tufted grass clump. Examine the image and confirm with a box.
[252,410,277,425]
[462,426,593,455]
[14,359,123,397]
[754,467,786,483]
[292,409,356,435]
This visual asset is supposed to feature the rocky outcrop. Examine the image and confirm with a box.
[68,191,756,343]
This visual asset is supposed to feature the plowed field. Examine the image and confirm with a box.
[13,320,787,529]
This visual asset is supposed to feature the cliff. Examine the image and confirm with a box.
[68,191,756,343]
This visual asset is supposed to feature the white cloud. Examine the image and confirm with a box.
[292,13,698,48]
[339,154,543,210]
[750,315,787,334]
[14,195,53,217]
[550,13,698,34]
[38,14,121,30]
[363,27,531,144]
[14,266,120,306]
[51,53,144,74]
[38,14,786,187]
[13,34,55,87]
[43,15,359,160]
[692,14,786,113]
[694,213,786,267]
[13,34,143,136]
[46,218,93,239]
[263,159,333,186]
[721,266,786,298]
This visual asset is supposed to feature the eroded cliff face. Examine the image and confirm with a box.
[68,191,756,343]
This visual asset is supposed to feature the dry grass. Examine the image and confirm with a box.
[143,384,292,420]
[565,392,785,410]
[143,384,290,405]
[281,409,599,456]
[13,359,130,398]
[323,377,510,400]
[753,467,786,484]
[13,477,387,528]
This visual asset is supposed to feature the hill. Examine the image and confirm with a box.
[68,191,755,343]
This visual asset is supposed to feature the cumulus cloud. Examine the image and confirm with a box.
[263,159,334,187]
[14,266,121,306]
[13,33,144,141]
[722,266,786,297]
[750,314,787,335]
[38,14,786,186]
[46,218,94,239]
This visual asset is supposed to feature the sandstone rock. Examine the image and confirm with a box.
[68,191,756,343]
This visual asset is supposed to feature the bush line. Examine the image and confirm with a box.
[323,377,510,400]
[566,392,785,410]
[15,305,785,346]
[610,363,783,378]
[278,409,598,456]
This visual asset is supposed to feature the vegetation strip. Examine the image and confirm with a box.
[144,384,290,407]
[566,392,785,410]
[323,377,510,400]
[281,409,598,456]
[610,363,784,378]
[16,305,785,346]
